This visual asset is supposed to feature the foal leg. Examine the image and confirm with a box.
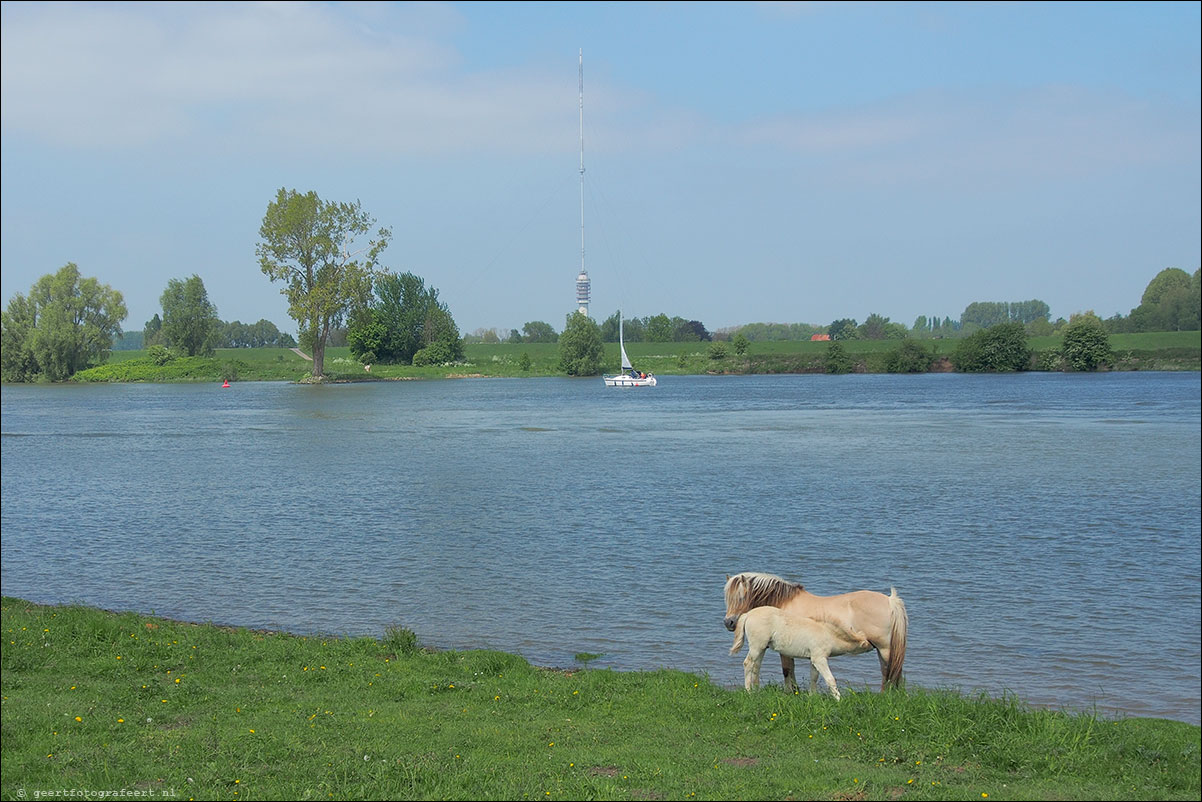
[744,645,766,691]
[811,655,841,701]
[809,660,820,694]
[780,654,798,693]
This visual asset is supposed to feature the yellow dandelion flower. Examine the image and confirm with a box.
[74,716,82,722]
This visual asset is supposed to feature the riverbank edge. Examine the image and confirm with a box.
[3,596,1199,801]
[61,337,1202,383]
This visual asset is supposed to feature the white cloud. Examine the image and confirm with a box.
[735,86,1200,188]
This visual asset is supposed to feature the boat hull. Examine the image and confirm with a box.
[603,374,657,387]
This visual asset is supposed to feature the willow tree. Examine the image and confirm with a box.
[256,188,391,378]
[1,263,126,382]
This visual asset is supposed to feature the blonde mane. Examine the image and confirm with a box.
[726,571,806,612]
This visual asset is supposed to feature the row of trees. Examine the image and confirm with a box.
[1103,268,1200,333]
[467,312,714,345]
[120,319,295,351]
[1,263,126,382]
[131,275,295,353]
[721,270,1198,344]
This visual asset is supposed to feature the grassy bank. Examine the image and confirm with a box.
[2,599,1198,801]
[68,331,1199,382]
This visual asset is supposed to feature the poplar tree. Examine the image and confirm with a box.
[257,188,390,379]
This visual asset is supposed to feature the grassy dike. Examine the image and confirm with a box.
[2,599,1198,801]
[76,331,1200,383]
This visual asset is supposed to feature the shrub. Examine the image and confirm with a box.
[147,344,175,366]
[412,340,457,367]
[1061,315,1113,371]
[383,624,421,656]
[708,342,729,360]
[825,341,853,374]
[885,340,934,373]
[952,322,1031,372]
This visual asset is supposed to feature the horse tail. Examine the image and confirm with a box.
[729,613,747,656]
[884,587,908,689]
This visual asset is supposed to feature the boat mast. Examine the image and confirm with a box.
[575,48,591,317]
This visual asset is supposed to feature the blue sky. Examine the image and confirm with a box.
[2,1,1199,338]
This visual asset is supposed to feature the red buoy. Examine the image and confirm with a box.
[222,379,230,388]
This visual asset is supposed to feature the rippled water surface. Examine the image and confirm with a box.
[2,372,1199,724]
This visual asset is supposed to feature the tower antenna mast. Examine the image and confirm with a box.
[575,48,591,317]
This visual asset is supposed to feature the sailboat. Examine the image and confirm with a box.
[603,311,656,387]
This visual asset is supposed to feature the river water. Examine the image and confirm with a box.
[2,372,1199,724]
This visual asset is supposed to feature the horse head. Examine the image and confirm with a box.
[723,572,805,631]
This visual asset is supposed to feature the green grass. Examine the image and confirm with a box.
[3,598,1198,800]
[67,331,1200,383]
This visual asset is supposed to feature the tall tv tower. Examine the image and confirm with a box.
[575,49,591,317]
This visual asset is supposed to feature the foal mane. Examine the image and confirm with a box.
[729,572,805,609]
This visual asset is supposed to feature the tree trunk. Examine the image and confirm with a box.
[312,338,325,378]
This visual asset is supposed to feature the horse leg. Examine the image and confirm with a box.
[780,654,798,693]
[811,655,841,701]
[809,660,820,694]
[876,646,891,692]
[744,645,766,691]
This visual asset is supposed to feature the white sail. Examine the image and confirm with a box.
[619,312,632,370]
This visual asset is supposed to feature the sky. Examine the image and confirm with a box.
[2,1,1199,338]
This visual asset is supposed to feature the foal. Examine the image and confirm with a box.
[730,605,872,699]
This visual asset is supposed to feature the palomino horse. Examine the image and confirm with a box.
[730,605,872,699]
[723,572,908,692]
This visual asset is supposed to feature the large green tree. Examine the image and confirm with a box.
[348,271,462,366]
[1,263,126,382]
[521,320,558,343]
[644,313,673,343]
[1129,268,1200,331]
[257,188,390,378]
[160,274,219,356]
[558,312,604,376]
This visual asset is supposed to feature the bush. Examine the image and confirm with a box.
[708,342,729,360]
[1061,315,1113,371]
[147,344,175,366]
[825,341,854,374]
[412,340,457,367]
[952,322,1031,372]
[885,340,933,373]
[383,624,421,656]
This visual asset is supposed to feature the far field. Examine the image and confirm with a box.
[86,330,1200,383]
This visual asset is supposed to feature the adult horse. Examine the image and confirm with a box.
[723,572,908,692]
